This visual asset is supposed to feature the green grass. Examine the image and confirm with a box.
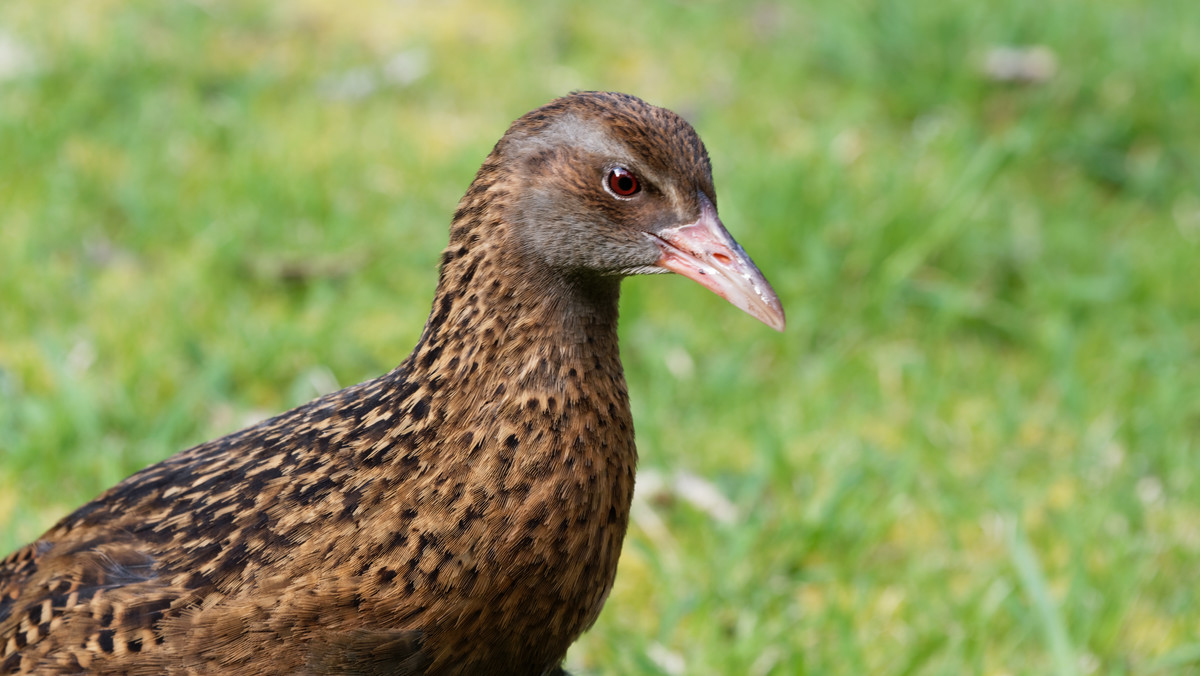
[2,1,1198,673]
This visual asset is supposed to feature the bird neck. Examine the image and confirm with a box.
[408,181,625,385]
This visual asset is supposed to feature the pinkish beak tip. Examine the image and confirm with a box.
[651,196,786,332]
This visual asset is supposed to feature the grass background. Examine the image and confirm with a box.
[1,0,1198,673]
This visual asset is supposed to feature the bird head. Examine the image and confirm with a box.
[486,91,785,332]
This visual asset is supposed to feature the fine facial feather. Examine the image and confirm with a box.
[0,91,782,675]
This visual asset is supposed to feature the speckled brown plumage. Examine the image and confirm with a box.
[0,91,784,675]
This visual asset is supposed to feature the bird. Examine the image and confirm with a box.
[0,91,784,675]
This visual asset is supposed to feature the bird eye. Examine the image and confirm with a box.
[606,166,641,197]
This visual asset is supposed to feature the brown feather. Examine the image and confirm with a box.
[0,91,779,675]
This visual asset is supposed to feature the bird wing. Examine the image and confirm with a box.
[0,533,186,673]
[0,375,433,673]
[304,628,430,676]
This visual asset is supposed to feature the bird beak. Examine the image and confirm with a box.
[650,195,786,332]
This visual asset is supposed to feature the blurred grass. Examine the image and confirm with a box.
[1,0,1198,674]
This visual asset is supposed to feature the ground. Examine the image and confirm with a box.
[1,1,1198,674]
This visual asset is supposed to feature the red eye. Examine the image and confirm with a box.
[607,166,640,197]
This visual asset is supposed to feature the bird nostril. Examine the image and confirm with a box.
[712,252,732,266]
